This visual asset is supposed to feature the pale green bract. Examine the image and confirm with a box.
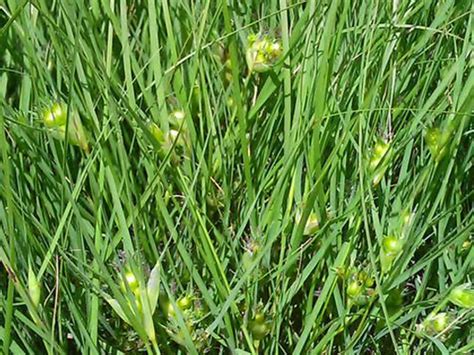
[105,261,161,345]
[448,284,474,309]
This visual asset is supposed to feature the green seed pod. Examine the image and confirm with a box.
[254,312,265,323]
[159,295,176,318]
[425,127,449,162]
[224,57,232,70]
[369,139,390,172]
[120,271,140,295]
[401,209,413,226]
[246,33,282,73]
[67,114,90,152]
[267,42,282,59]
[295,210,320,236]
[242,239,260,273]
[380,235,403,273]
[344,268,375,307]
[212,42,226,63]
[461,239,471,251]
[177,295,193,311]
[374,140,389,156]
[422,312,453,335]
[353,294,372,306]
[148,122,165,145]
[169,110,186,128]
[166,301,176,318]
[432,313,449,333]
[42,103,90,152]
[224,71,233,83]
[369,139,391,186]
[28,264,41,309]
[448,284,474,309]
[226,97,235,108]
[160,294,194,319]
[304,212,319,235]
[250,322,269,340]
[359,270,374,288]
[247,33,258,45]
[386,288,404,311]
[249,312,271,340]
[347,280,363,298]
[164,188,172,206]
[43,102,67,128]
[335,266,348,279]
[223,58,233,82]
[425,127,441,149]
[382,235,403,256]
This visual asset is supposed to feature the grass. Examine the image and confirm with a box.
[0,0,473,353]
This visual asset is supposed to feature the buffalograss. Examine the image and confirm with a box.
[0,0,473,353]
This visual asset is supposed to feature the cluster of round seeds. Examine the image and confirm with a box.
[380,235,404,273]
[246,33,283,73]
[147,109,190,162]
[249,311,271,342]
[342,267,375,307]
[368,138,391,186]
[417,283,473,338]
[159,292,209,349]
[42,102,89,152]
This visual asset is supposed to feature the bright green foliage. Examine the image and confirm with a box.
[0,0,473,354]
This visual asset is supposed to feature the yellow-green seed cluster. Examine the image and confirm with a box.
[246,33,283,73]
[249,311,271,341]
[42,102,89,152]
[343,268,375,306]
[369,138,392,186]
[147,109,190,162]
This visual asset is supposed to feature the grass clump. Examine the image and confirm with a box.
[0,0,473,354]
